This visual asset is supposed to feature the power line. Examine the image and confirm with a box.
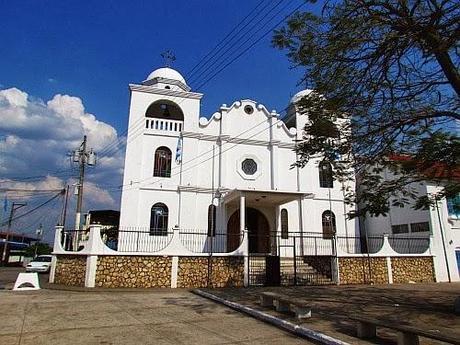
[13,196,61,233]
[195,1,305,90]
[0,188,65,193]
[0,191,64,226]
[186,0,270,79]
[188,0,287,85]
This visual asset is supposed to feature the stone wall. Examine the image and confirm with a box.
[391,257,435,283]
[303,256,332,279]
[54,255,86,286]
[338,257,388,284]
[177,256,244,288]
[95,256,171,288]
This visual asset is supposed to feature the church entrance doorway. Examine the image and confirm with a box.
[227,208,270,253]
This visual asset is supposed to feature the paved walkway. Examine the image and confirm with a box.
[200,283,460,344]
[0,288,314,345]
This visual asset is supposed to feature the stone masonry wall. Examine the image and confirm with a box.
[54,255,86,286]
[95,256,171,288]
[339,257,388,284]
[177,256,244,288]
[391,257,435,283]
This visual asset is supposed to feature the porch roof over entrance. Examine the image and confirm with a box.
[222,188,314,206]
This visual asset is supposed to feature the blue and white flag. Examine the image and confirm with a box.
[175,136,183,164]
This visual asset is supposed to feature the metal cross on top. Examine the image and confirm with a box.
[161,50,176,67]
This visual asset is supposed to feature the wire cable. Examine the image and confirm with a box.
[0,190,64,226]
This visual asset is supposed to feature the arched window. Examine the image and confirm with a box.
[319,161,333,188]
[154,146,172,177]
[145,100,184,121]
[281,209,288,239]
[322,210,336,239]
[150,203,168,236]
[207,204,216,237]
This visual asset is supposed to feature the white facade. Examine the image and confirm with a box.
[119,67,357,254]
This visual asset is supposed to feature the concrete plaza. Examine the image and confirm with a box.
[2,267,459,345]
[0,288,314,345]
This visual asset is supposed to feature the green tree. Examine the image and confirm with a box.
[24,242,52,257]
[273,0,460,217]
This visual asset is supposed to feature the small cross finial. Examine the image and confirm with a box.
[161,50,176,67]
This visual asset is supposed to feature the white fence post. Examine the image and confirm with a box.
[84,224,102,288]
[52,225,65,253]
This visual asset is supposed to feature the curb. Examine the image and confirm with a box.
[193,289,351,345]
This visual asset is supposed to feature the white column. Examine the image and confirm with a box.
[170,256,179,288]
[85,255,97,288]
[240,193,246,236]
[275,205,281,255]
[49,255,57,284]
[298,197,305,256]
[268,143,279,191]
[240,193,249,287]
[386,257,393,284]
[269,113,279,191]
[219,135,230,188]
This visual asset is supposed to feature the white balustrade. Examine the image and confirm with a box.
[145,118,183,133]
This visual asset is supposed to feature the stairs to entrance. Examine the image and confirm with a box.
[280,258,334,286]
[248,256,334,286]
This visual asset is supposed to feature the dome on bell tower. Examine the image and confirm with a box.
[142,67,190,92]
[146,67,187,85]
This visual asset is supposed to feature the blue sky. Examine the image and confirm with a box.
[0,0,321,239]
[1,0,314,130]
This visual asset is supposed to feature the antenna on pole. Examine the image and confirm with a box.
[161,50,176,67]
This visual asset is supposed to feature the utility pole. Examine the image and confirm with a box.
[61,185,70,227]
[1,202,26,265]
[72,135,96,249]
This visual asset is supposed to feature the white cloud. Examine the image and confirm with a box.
[1,176,64,196]
[0,87,125,240]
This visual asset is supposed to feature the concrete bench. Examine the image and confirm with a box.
[350,316,460,345]
[259,292,279,307]
[259,292,312,320]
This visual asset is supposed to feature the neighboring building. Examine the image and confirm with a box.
[83,210,120,250]
[119,67,357,253]
[363,159,460,282]
[0,231,38,265]
[84,210,120,229]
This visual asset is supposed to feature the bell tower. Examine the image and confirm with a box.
[119,66,203,227]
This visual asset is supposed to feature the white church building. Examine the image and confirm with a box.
[50,66,452,289]
[118,66,357,253]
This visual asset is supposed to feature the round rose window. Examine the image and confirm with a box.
[242,158,257,175]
